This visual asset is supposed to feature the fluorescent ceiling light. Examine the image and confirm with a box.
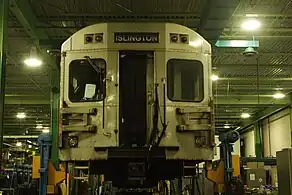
[241,18,261,31]
[28,145,32,149]
[24,58,43,67]
[211,74,219,81]
[224,124,230,129]
[42,127,50,133]
[273,92,285,99]
[246,14,259,17]
[36,124,43,129]
[241,113,251,119]
[16,142,22,147]
[16,112,26,119]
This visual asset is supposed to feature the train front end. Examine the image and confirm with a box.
[59,23,214,189]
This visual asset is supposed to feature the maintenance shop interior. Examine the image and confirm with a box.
[1,0,292,195]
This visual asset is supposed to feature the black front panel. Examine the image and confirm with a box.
[119,51,150,147]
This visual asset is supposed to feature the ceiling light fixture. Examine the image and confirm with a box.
[241,18,261,31]
[24,58,43,67]
[211,74,219,81]
[224,124,231,129]
[24,45,43,67]
[36,124,43,129]
[273,92,285,99]
[241,113,251,119]
[42,127,50,133]
[245,14,259,17]
[16,112,26,119]
[16,142,22,147]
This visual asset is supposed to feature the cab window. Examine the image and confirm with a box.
[167,59,204,102]
[68,58,106,102]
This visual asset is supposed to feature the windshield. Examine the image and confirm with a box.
[167,59,204,102]
[68,58,106,102]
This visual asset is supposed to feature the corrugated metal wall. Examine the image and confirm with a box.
[241,107,292,157]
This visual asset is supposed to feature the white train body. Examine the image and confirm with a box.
[59,22,214,187]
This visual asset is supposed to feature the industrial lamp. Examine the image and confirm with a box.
[241,18,261,31]
[42,127,50,133]
[24,45,43,67]
[273,92,285,99]
[16,112,26,119]
[241,113,251,119]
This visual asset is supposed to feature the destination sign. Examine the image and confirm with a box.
[114,32,159,43]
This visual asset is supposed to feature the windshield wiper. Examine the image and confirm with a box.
[84,56,102,73]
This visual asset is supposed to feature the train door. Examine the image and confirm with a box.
[119,51,152,148]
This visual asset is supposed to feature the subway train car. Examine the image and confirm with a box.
[59,22,214,190]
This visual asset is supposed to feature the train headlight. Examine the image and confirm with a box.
[180,35,189,43]
[170,33,179,43]
[68,136,78,148]
[95,33,103,42]
[84,34,94,43]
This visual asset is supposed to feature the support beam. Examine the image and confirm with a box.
[218,77,292,81]
[239,104,291,133]
[10,0,48,40]
[215,63,292,68]
[197,0,214,34]
[0,0,9,163]
[220,35,292,39]
[254,122,263,158]
[214,52,292,56]
[4,99,50,105]
[3,135,38,139]
[51,59,60,169]
[221,27,292,32]
[216,97,288,105]
[36,13,200,21]
[195,0,240,42]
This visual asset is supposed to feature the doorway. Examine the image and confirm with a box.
[119,51,152,148]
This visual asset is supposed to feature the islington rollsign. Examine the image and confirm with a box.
[114,32,159,43]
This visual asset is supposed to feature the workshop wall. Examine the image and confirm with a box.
[241,128,256,157]
[241,107,292,158]
[262,108,291,157]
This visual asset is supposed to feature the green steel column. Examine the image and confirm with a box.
[0,0,9,163]
[254,122,263,158]
[51,67,60,169]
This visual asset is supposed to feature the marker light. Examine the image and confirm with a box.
[241,18,261,31]
[241,113,251,119]
[16,112,26,119]
[211,74,219,81]
[273,92,285,99]
[24,58,43,67]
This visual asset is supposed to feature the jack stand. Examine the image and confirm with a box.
[38,134,52,195]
